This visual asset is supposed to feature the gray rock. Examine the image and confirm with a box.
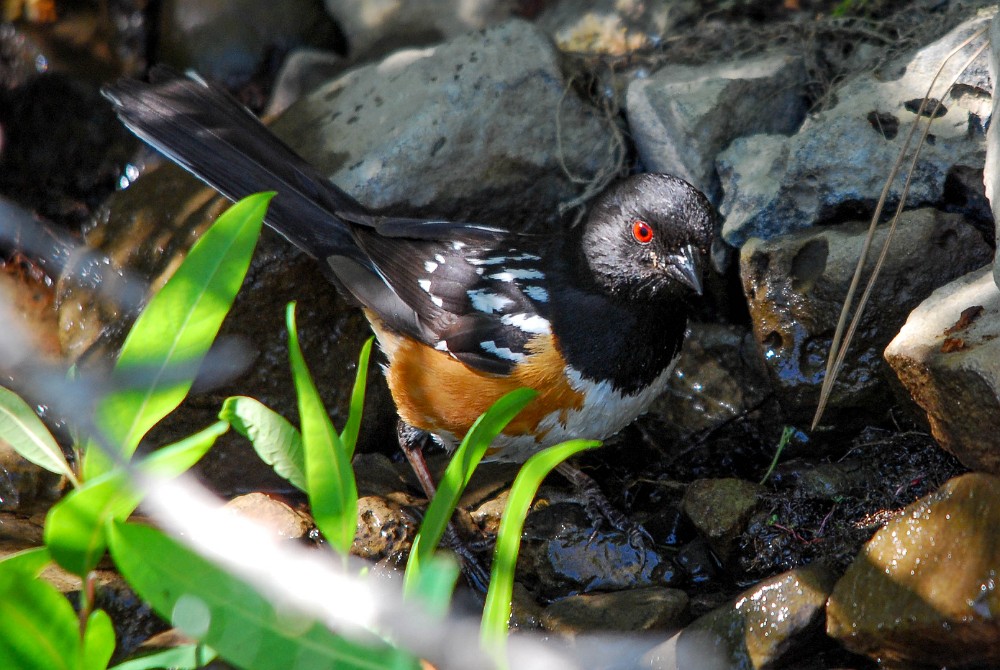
[681,478,762,560]
[322,0,512,58]
[884,265,1000,473]
[627,53,807,202]
[265,47,346,116]
[987,13,1000,287]
[740,209,991,423]
[644,565,836,670]
[542,587,689,634]
[719,11,994,247]
[157,0,343,88]
[269,19,619,225]
[827,473,1000,668]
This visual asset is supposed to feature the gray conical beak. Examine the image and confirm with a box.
[669,244,704,296]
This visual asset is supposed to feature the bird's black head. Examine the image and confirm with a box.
[579,173,715,303]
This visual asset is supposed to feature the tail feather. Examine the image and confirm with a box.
[102,68,363,260]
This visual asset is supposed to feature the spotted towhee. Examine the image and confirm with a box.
[102,69,715,506]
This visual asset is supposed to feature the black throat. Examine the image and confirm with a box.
[543,246,689,395]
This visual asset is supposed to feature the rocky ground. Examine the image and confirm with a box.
[2,0,1000,668]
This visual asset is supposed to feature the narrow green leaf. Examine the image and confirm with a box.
[0,386,78,486]
[48,421,226,577]
[404,388,537,596]
[403,554,460,618]
[0,546,51,576]
[110,644,217,670]
[108,521,419,670]
[0,559,81,670]
[340,337,373,459]
[81,609,115,670]
[480,439,600,646]
[220,397,305,491]
[86,193,272,479]
[286,303,357,554]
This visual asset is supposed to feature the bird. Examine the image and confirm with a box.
[102,68,715,531]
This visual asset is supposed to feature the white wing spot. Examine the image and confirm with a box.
[452,241,466,251]
[435,340,449,351]
[501,313,550,334]
[424,261,439,273]
[468,289,513,313]
[523,285,549,302]
[434,254,445,263]
[430,295,443,307]
[467,256,508,266]
[481,341,525,362]
[489,268,543,281]
[418,279,432,293]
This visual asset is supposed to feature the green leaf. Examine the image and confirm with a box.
[81,609,115,670]
[48,421,227,577]
[0,557,82,670]
[402,554,460,619]
[220,397,305,491]
[86,192,271,479]
[0,385,78,486]
[480,439,599,647]
[108,521,419,670]
[339,337,373,459]
[0,546,51,575]
[286,303,357,554]
[110,644,217,670]
[404,388,537,596]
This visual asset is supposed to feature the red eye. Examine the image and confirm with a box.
[632,220,653,244]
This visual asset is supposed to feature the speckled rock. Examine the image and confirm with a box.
[719,10,994,246]
[740,209,991,424]
[644,564,837,670]
[681,478,762,560]
[542,587,689,635]
[627,52,807,202]
[269,19,619,227]
[885,265,1000,473]
[827,473,1000,668]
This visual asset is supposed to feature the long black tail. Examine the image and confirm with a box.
[102,68,364,260]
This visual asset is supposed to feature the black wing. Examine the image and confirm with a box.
[104,68,550,374]
[349,230,554,374]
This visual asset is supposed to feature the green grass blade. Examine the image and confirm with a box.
[81,609,115,670]
[403,554,461,618]
[0,557,81,670]
[108,521,419,670]
[480,439,600,648]
[0,546,51,575]
[110,644,217,670]
[86,192,271,479]
[47,421,227,577]
[404,388,537,596]
[340,337,373,459]
[0,385,78,486]
[286,303,357,554]
[220,396,305,491]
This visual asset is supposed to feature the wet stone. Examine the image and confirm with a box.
[827,473,1000,669]
[223,492,312,541]
[518,502,679,598]
[541,587,689,635]
[644,564,837,670]
[353,494,419,563]
[740,209,991,425]
[682,478,763,560]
